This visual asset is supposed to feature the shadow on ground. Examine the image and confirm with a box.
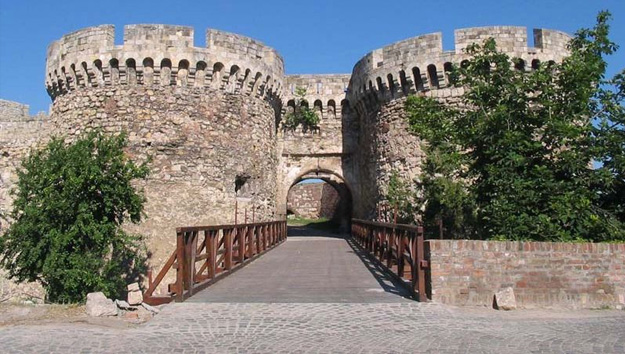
[288,225,413,300]
[344,236,414,300]
[287,225,345,239]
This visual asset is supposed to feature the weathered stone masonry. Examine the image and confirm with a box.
[0,99,49,302]
[0,100,49,228]
[287,182,339,219]
[41,25,286,285]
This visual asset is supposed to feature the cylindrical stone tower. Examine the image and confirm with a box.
[347,26,572,219]
[45,24,285,266]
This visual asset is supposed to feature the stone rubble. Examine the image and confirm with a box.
[115,299,133,310]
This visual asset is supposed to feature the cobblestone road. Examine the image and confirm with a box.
[1,228,624,353]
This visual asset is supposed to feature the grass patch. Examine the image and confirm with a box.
[287,217,340,232]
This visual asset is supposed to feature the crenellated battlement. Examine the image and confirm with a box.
[46,24,572,115]
[347,26,572,115]
[45,24,285,102]
[0,99,31,122]
[283,74,351,121]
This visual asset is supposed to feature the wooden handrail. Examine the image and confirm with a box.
[144,220,287,305]
[352,218,422,233]
[351,219,429,301]
[176,221,281,233]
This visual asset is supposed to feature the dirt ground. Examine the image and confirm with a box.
[0,303,150,328]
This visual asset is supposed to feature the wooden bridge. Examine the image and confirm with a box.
[143,219,429,305]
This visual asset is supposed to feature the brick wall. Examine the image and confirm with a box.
[427,240,625,309]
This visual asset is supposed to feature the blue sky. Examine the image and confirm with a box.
[0,0,623,114]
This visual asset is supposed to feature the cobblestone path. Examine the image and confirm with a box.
[1,227,624,353]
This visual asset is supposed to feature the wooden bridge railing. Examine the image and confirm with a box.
[143,220,287,305]
[351,219,429,301]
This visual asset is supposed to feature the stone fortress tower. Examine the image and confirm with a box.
[1,24,571,290]
[43,25,285,262]
[346,27,571,217]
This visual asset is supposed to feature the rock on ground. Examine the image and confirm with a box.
[115,300,133,310]
[141,302,160,314]
[494,287,517,311]
[86,292,118,317]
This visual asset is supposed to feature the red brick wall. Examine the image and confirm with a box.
[427,240,625,308]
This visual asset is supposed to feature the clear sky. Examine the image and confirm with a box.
[0,0,623,114]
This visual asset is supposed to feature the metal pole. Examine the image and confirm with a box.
[393,204,398,224]
[438,218,443,239]
[235,199,238,226]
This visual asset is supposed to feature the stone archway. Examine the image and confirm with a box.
[282,165,353,232]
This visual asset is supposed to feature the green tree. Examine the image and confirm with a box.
[282,87,320,132]
[0,131,150,303]
[405,96,478,239]
[384,171,418,224]
[405,11,625,241]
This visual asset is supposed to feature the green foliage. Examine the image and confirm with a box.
[404,11,625,242]
[0,131,150,303]
[384,171,417,224]
[282,87,320,132]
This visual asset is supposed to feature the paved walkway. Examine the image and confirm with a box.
[1,227,624,353]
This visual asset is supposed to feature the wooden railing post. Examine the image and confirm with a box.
[208,230,217,279]
[225,228,233,270]
[147,268,153,289]
[186,231,198,297]
[416,227,428,301]
[238,226,245,263]
[387,227,394,269]
[255,225,260,255]
[175,230,185,302]
[246,225,253,258]
[397,231,405,278]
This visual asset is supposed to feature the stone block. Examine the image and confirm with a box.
[86,292,118,317]
[127,282,143,305]
[493,287,517,310]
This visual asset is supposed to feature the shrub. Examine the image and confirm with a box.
[0,131,149,303]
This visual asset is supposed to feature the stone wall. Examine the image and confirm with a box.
[427,240,625,309]
[45,25,284,100]
[287,182,339,219]
[49,85,278,281]
[0,99,49,302]
[0,99,49,230]
[276,74,357,219]
[280,74,350,156]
